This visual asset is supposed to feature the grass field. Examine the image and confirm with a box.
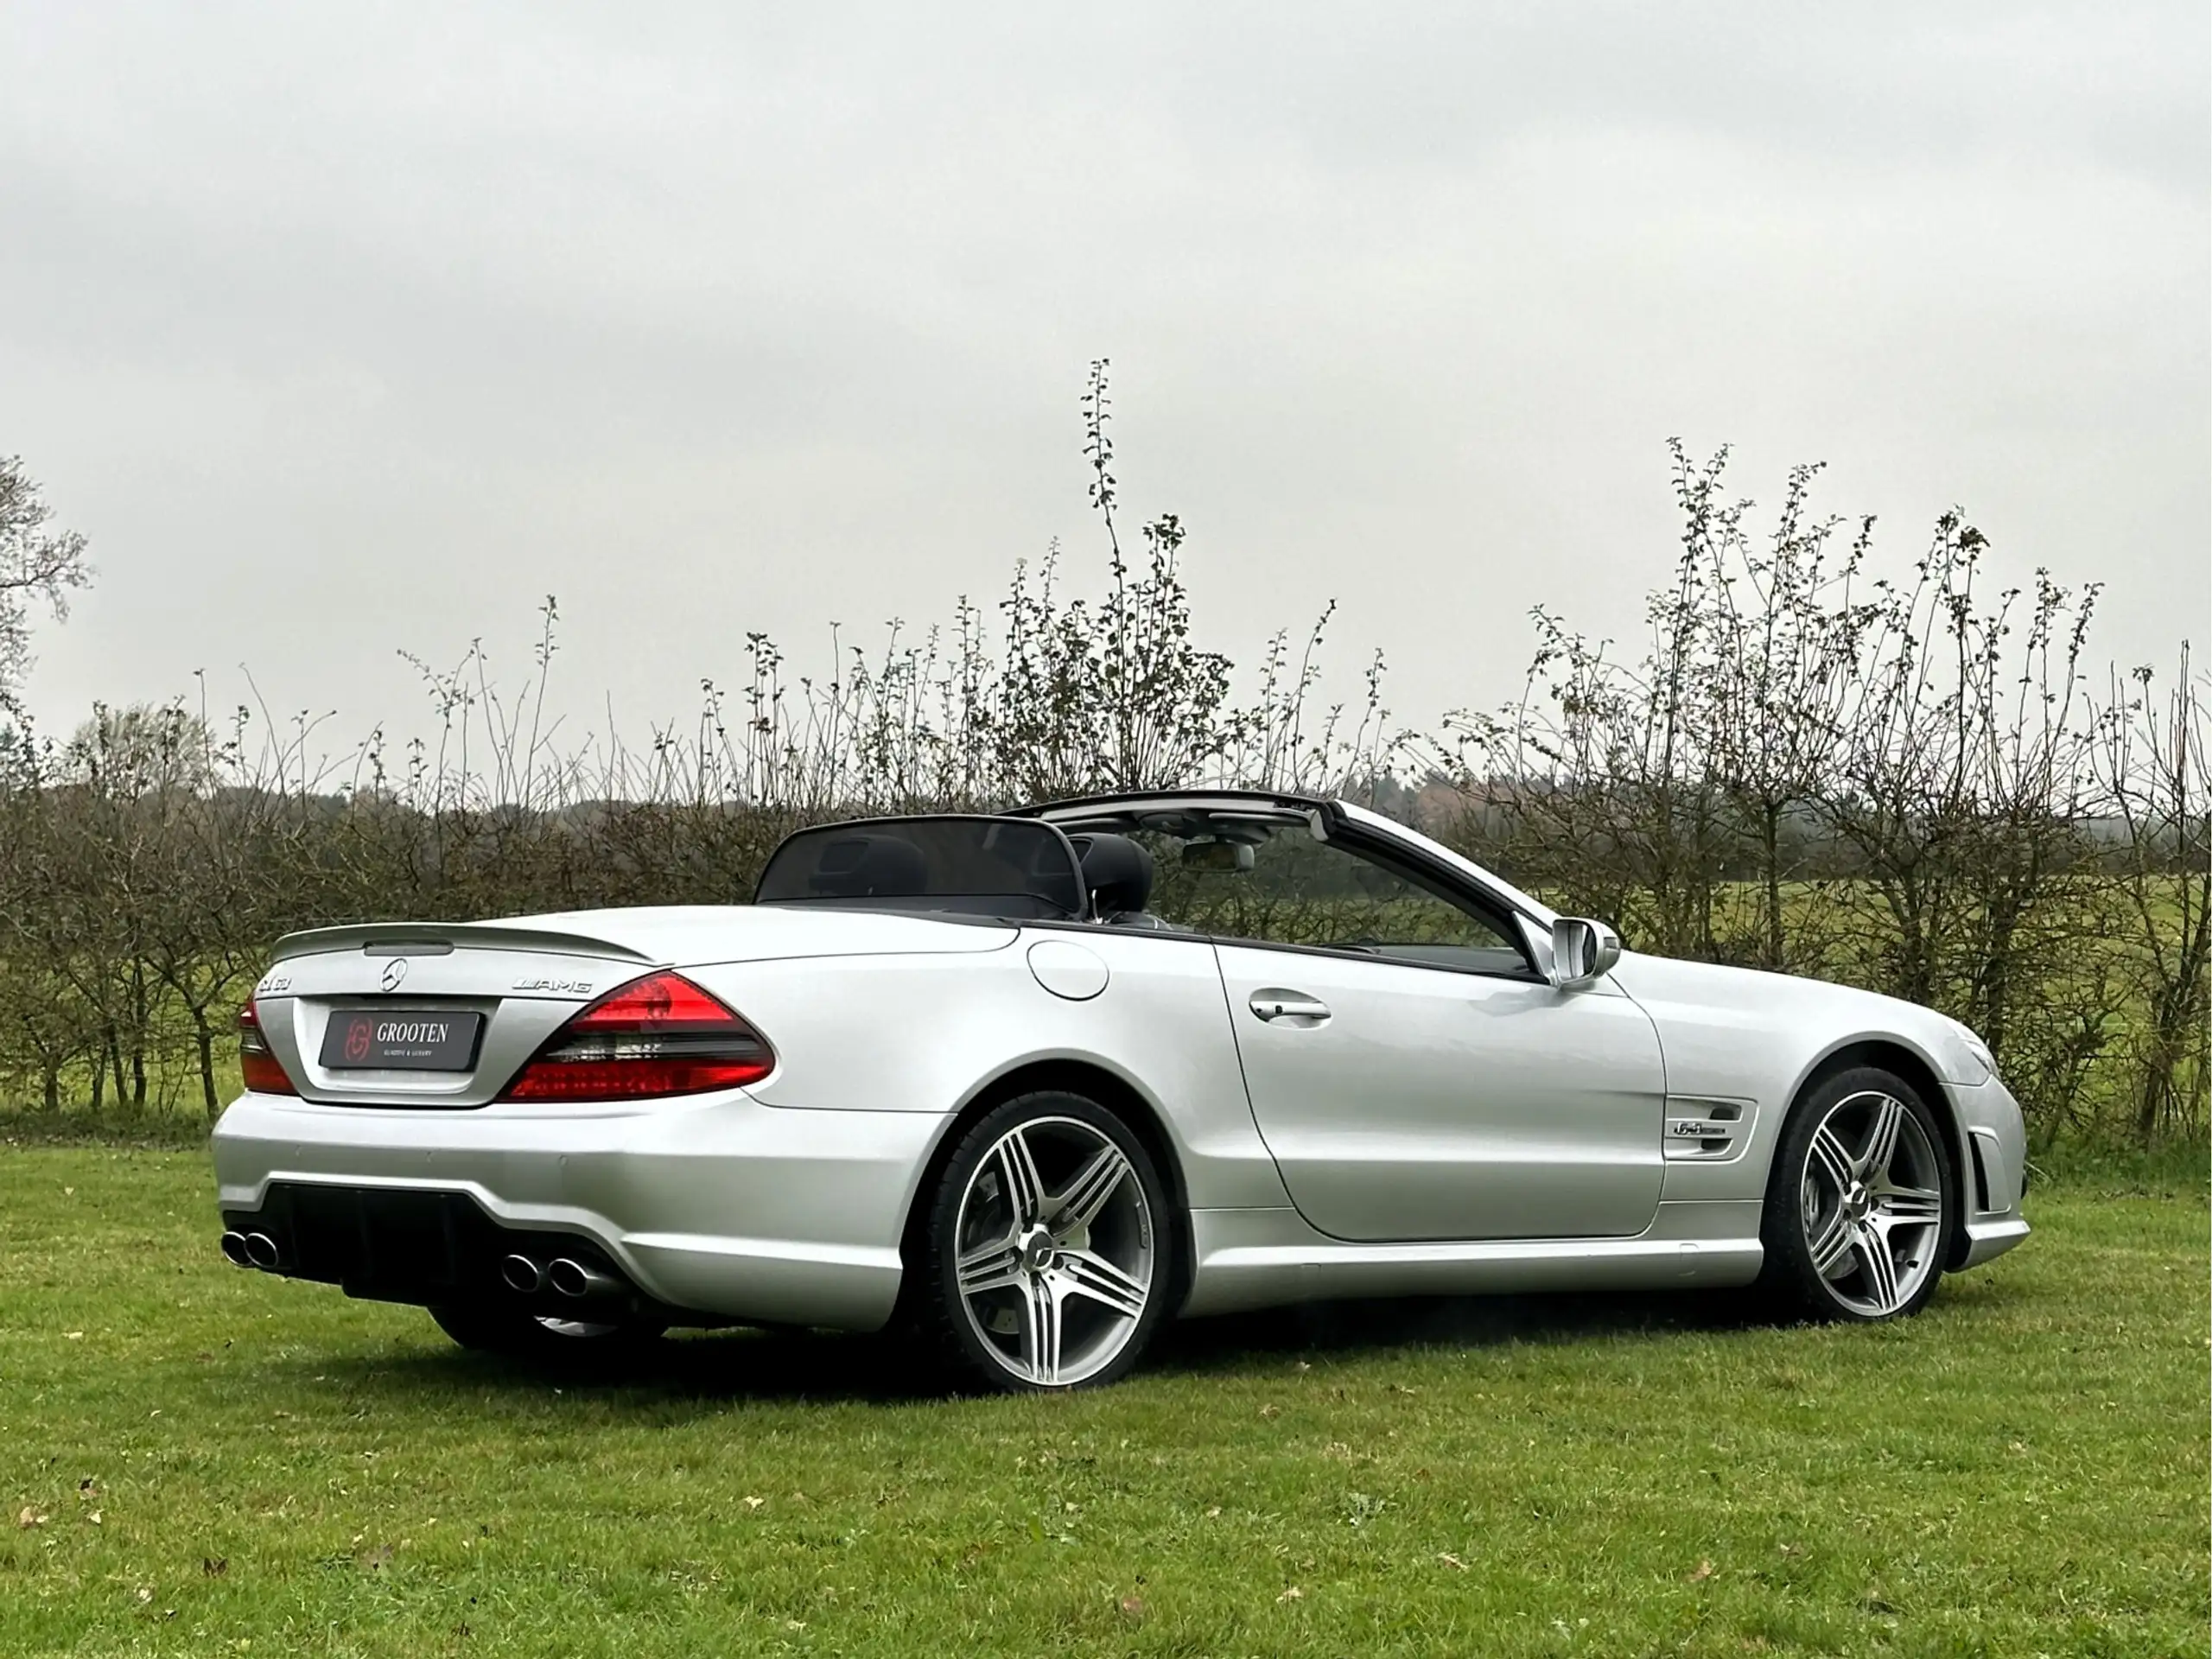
[0,1149,2203,1657]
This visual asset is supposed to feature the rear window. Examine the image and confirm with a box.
[754,817,1084,919]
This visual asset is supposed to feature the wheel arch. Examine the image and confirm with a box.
[895,1057,1197,1318]
[1789,1038,1974,1270]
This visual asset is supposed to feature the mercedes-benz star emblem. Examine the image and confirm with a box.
[380,958,409,993]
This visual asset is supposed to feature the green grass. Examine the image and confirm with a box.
[0,1152,2203,1657]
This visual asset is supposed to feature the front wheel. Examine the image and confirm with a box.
[1761,1066,1955,1321]
[918,1092,1174,1392]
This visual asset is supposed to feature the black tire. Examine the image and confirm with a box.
[1759,1065,1955,1322]
[918,1090,1175,1394]
[428,1302,666,1364]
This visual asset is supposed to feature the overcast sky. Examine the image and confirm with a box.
[3,2,2205,760]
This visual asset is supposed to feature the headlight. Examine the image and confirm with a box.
[1951,1025,1996,1084]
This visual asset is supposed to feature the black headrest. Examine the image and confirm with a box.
[805,833,930,898]
[1071,833,1154,917]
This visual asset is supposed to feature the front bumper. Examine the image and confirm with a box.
[210,1089,944,1331]
[1947,1075,2031,1271]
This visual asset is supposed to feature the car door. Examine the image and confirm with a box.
[1214,942,1667,1241]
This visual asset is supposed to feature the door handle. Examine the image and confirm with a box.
[1249,989,1331,1026]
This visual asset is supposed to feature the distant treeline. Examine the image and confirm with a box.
[0,377,2202,1146]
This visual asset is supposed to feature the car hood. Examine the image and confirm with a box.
[1608,950,1904,1016]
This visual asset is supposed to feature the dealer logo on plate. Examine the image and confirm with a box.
[343,1017,375,1062]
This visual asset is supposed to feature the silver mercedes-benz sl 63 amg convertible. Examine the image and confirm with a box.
[212,790,2028,1391]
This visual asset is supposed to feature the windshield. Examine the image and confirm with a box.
[754,817,1085,919]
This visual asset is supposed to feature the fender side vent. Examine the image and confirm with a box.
[1663,1098,1754,1161]
[1967,1135,1993,1213]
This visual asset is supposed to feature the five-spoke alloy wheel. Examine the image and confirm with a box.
[1762,1065,1953,1321]
[920,1092,1172,1392]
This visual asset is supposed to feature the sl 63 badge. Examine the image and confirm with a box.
[255,970,292,995]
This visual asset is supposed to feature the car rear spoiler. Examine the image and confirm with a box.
[270,922,656,963]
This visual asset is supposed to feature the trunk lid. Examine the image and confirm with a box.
[250,905,1011,1106]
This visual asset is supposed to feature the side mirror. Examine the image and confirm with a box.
[1550,917,1622,987]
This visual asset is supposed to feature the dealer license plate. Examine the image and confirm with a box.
[318,1009,485,1071]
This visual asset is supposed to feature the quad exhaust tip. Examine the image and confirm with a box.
[546,1257,619,1300]
[225,1233,612,1296]
[499,1254,544,1294]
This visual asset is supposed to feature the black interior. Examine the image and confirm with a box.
[1069,832,1160,925]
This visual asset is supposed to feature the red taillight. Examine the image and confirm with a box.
[238,1000,298,1096]
[501,970,774,1101]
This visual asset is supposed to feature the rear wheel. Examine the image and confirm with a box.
[918,1091,1173,1392]
[429,1303,665,1363]
[1761,1065,1953,1321]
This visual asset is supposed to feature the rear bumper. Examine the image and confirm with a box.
[223,1182,656,1319]
[210,1089,944,1331]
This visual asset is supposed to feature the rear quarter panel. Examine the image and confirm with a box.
[694,929,1290,1212]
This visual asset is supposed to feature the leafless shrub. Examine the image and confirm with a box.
[1434,444,1873,969]
[1821,524,2115,1124]
[0,400,2197,1148]
[2094,646,2211,1140]
[0,366,1395,1120]
[1428,446,2197,1142]
[0,455,93,724]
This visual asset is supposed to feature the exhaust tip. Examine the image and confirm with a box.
[499,1254,544,1294]
[219,1230,253,1268]
[546,1258,588,1298]
[242,1232,283,1271]
[546,1257,613,1300]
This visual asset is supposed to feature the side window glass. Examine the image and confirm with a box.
[1135,824,1527,974]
